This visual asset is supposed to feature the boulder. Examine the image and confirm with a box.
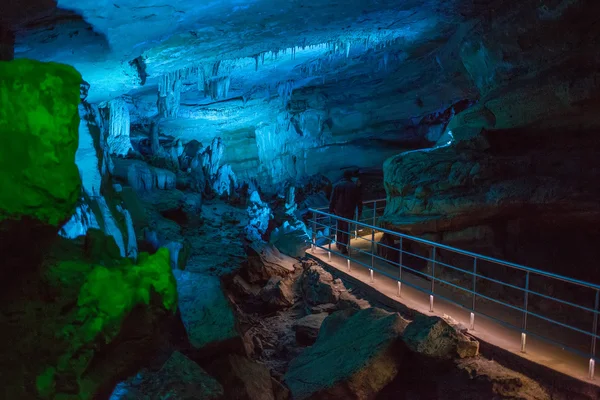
[245,243,296,284]
[337,291,371,311]
[269,219,311,258]
[208,354,275,400]
[260,276,295,310]
[284,308,409,400]
[402,315,479,359]
[109,351,224,400]
[301,265,344,305]
[0,59,81,227]
[20,248,178,399]
[293,313,328,346]
[231,274,261,298]
[309,303,338,314]
[271,378,291,400]
[173,270,241,356]
[452,357,550,400]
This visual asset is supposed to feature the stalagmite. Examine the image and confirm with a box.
[117,204,138,260]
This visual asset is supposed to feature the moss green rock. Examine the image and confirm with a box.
[37,247,178,399]
[0,59,81,226]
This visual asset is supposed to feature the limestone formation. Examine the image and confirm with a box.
[245,191,272,242]
[104,98,133,156]
[112,159,176,192]
[0,59,81,227]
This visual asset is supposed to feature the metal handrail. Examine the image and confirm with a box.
[308,207,600,380]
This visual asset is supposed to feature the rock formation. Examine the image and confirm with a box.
[0,59,81,227]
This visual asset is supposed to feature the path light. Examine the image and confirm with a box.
[370,269,374,283]
[590,359,595,380]
[470,312,475,331]
[397,281,402,297]
[347,259,350,272]
[521,333,527,353]
[429,295,434,312]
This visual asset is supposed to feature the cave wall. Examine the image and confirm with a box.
[382,0,600,281]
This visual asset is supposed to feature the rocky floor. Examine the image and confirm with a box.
[107,192,600,400]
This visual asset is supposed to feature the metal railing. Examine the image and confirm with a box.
[313,198,387,238]
[308,208,600,380]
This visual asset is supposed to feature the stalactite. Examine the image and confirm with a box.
[277,80,295,106]
[106,98,132,156]
[157,71,182,118]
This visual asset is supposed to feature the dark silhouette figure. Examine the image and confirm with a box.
[329,170,363,254]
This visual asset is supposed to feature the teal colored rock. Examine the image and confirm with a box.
[0,59,82,226]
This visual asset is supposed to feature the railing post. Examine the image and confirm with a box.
[370,229,375,283]
[398,237,403,297]
[521,271,530,353]
[328,216,332,262]
[590,289,599,380]
[354,208,358,239]
[372,200,377,226]
[311,212,317,252]
[430,246,436,312]
[470,258,477,330]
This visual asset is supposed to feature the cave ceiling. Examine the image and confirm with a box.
[4,0,600,163]
[7,0,476,104]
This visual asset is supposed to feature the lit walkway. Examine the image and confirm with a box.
[307,233,600,388]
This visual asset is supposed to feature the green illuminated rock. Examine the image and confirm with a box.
[36,247,178,399]
[0,59,81,226]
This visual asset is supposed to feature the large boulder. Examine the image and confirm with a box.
[402,315,479,359]
[284,308,408,399]
[260,276,295,310]
[245,243,296,284]
[173,270,241,356]
[2,246,178,400]
[301,265,345,306]
[0,59,81,227]
[207,354,275,400]
[109,351,224,400]
[293,313,328,346]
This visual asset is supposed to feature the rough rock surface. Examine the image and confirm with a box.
[173,269,239,352]
[260,276,295,310]
[109,351,224,400]
[0,59,81,226]
[208,354,276,400]
[293,313,328,346]
[301,265,345,305]
[245,243,296,284]
[284,308,408,400]
[402,315,479,359]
